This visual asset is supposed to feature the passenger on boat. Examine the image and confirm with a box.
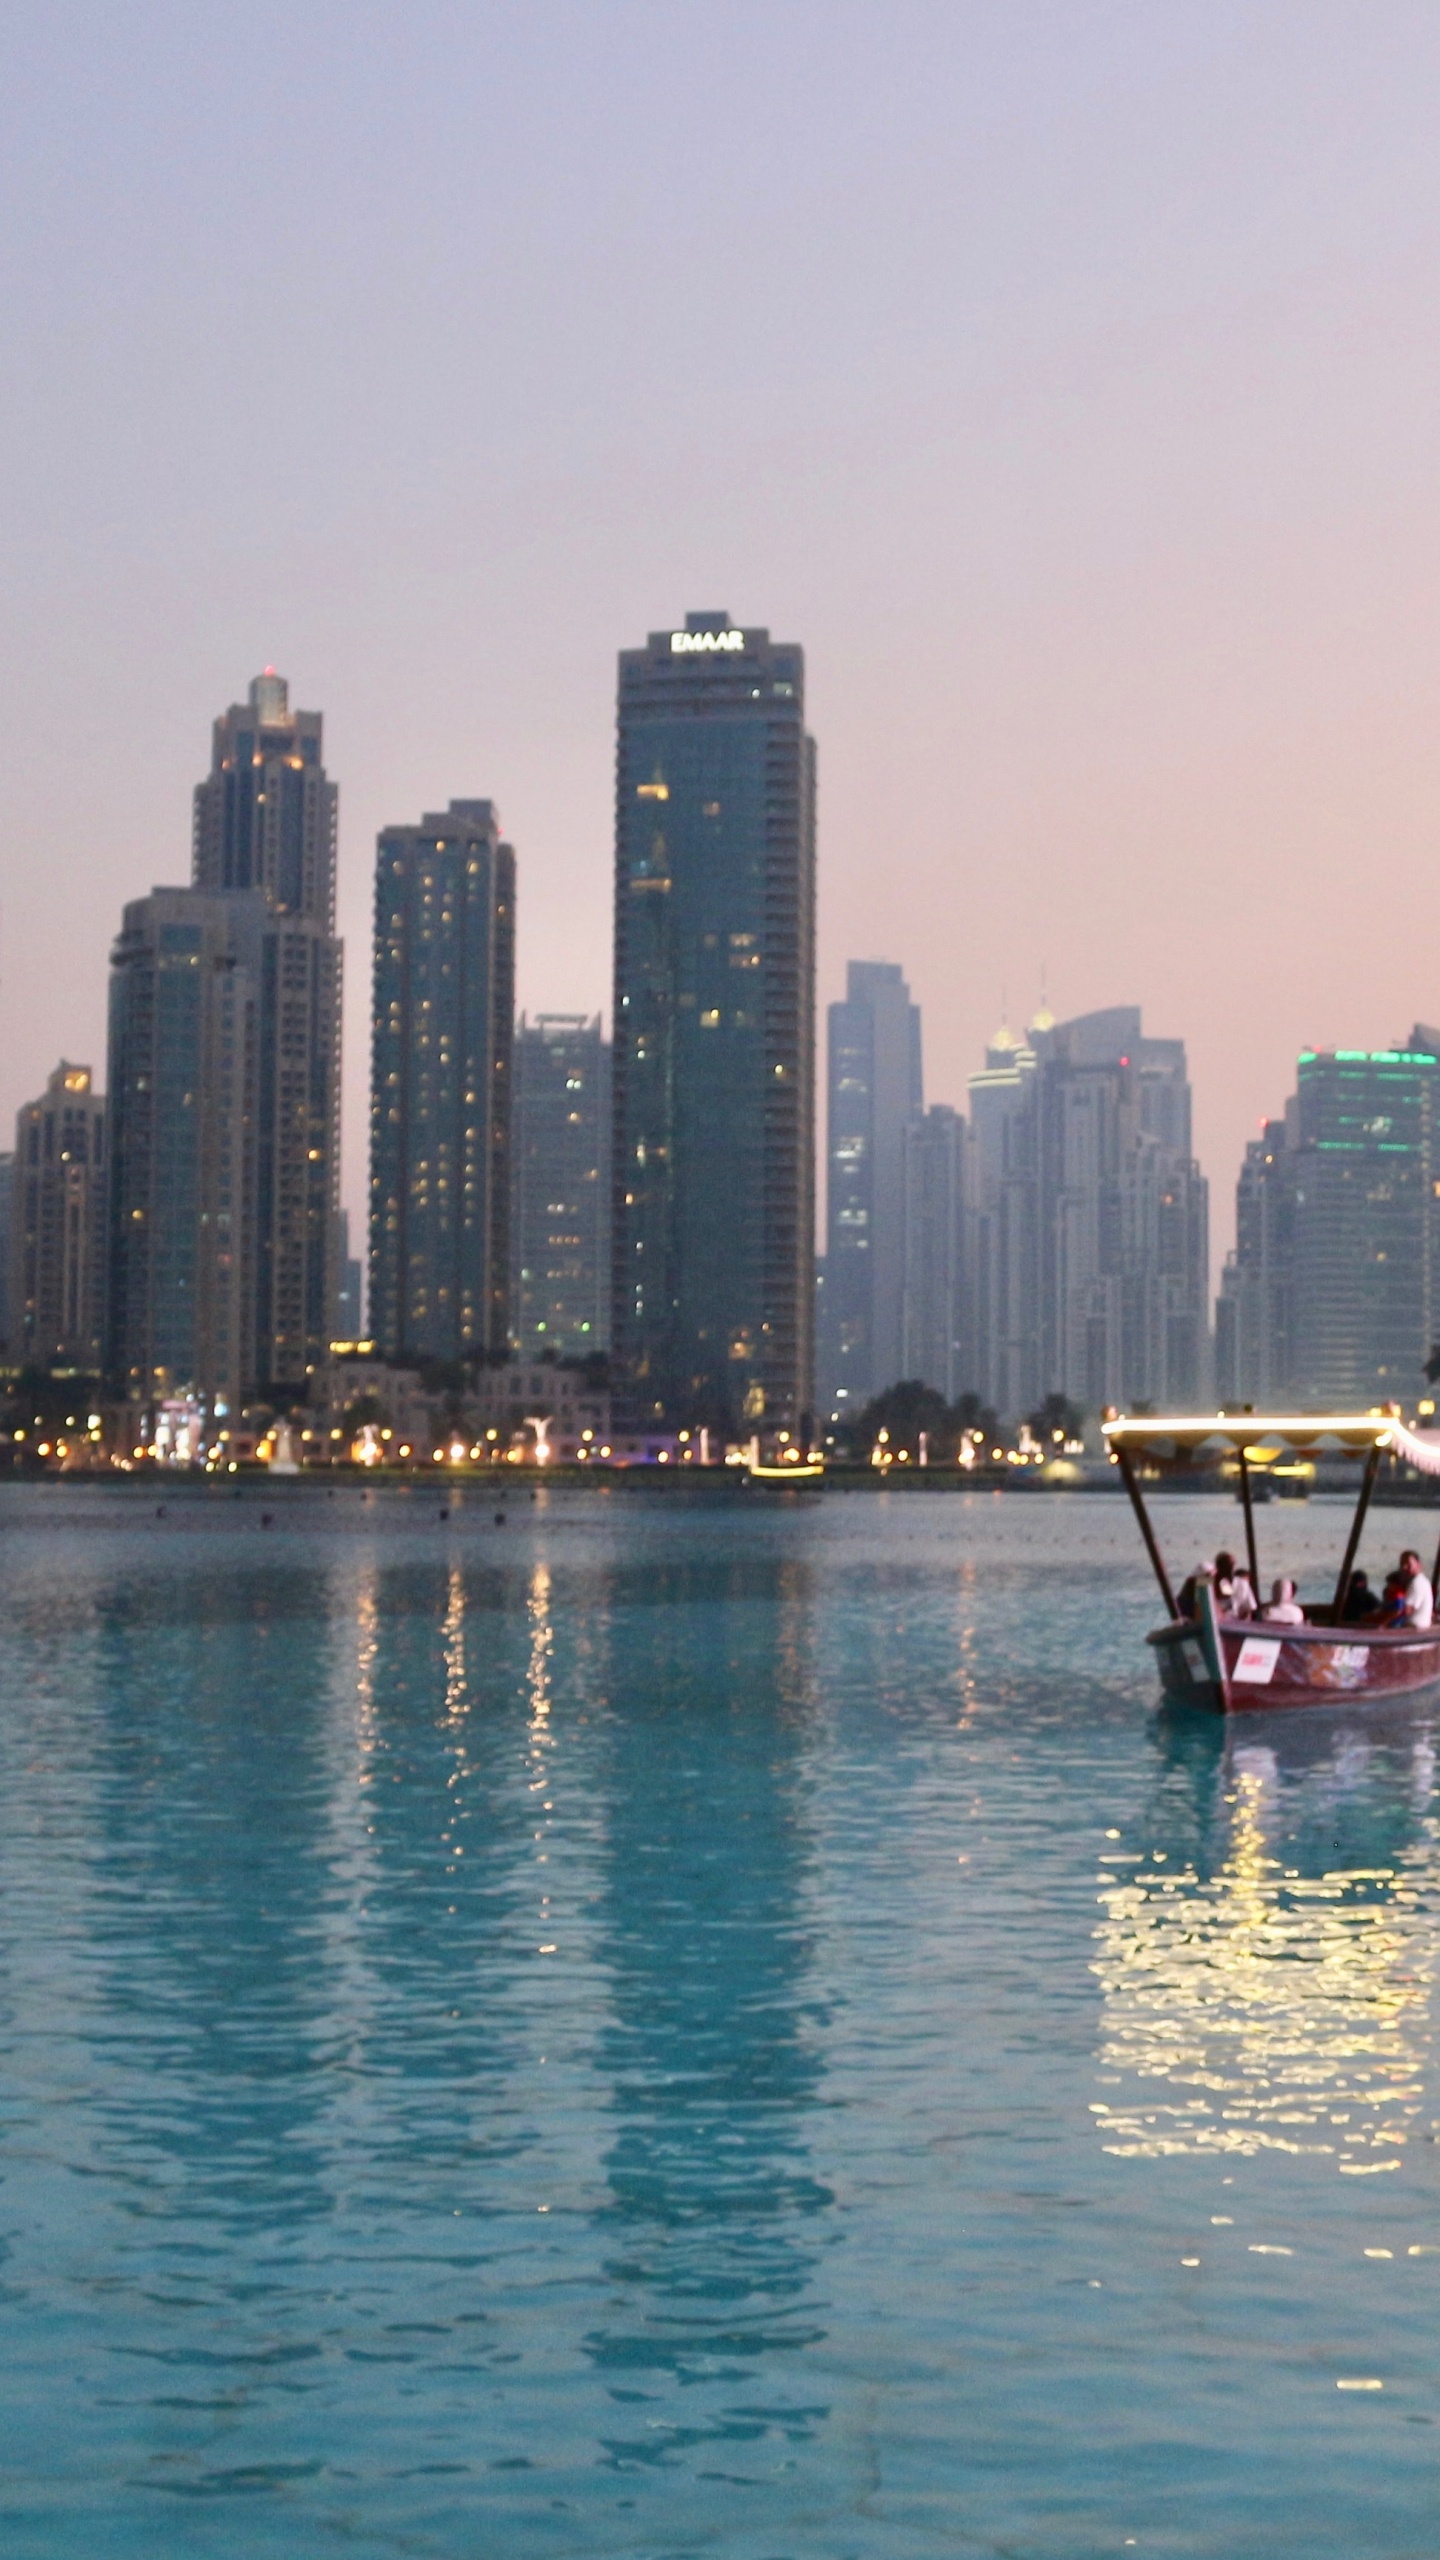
[1398,1549,1435,1629]
[1213,1549,1256,1619]
[1262,1576,1305,1625]
[1176,1562,1209,1621]
[1340,1569,1376,1624]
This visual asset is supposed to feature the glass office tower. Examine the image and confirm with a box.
[1221,1040,1440,1406]
[369,800,515,1363]
[611,613,816,1438]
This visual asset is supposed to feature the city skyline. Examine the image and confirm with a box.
[6,648,1432,1419]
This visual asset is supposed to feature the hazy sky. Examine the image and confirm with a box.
[5,1,1440,1263]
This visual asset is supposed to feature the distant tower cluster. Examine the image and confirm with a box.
[35,605,1416,1466]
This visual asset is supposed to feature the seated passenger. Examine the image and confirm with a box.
[1398,1548,1435,1630]
[1176,1561,1212,1622]
[1213,1549,1256,1619]
[1340,1569,1377,1624]
[1263,1576,1305,1625]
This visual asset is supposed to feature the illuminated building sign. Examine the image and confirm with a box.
[670,629,745,654]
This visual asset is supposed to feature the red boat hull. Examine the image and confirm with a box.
[1150,1607,1440,1712]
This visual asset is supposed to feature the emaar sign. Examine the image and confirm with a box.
[670,629,745,654]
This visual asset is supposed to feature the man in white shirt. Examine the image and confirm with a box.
[1399,1550,1435,1629]
[1262,1577,1305,1626]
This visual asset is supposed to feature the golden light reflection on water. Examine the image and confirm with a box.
[1092,1750,1440,2173]
[355,1568,380,1770]
[442,1562,467,1723]
[528,1561,553,1735]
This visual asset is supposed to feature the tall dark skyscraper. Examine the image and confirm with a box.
[822,960,923,1418]
[106,888,265,1412]
[611,613,816,1437]
[369,800,515,1363]
[193,671,342,1388]
[11,1062,107,1371]
[512,1013,610,1361]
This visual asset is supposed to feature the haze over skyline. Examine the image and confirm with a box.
[6,3,1440,1264]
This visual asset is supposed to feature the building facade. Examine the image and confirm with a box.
[105,889,266,1411]
[1218,1038,1440,1408]
[0,1152,12,1357]
[900,1102,972,1403]
[193,670,342,1388]
[369,800,515,1363]
[334,1208,363,1341]
[822,960,923,1419]
[11,1063,107,1371]
[967,1005,1209,1420]
[611,613,816,1436]
[512,1012,610,1360]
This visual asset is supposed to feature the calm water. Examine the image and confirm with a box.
[2,1479,1439,2557]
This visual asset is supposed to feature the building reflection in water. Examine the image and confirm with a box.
[582,1549,833,2455]
[1092,1710,1440,2172]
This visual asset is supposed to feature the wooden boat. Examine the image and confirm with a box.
[1105,1413,1440,1712]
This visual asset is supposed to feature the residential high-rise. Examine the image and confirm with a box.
[106,889,265,1411]
[1219,1037,1440,1407]
[822,960,923,1419]
[193,671,342,1389]
[369,800,515,1363]
[512,1013,610,1361]
[967,1005,1209,1419]
[11,1063,107,1371]
[967,1020,1042,1419]
[901,1103,972,1402]
[611,613,816,1436]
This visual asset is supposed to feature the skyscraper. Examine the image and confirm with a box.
[106,889,265,1410]
[11,1062,107,1371]
[1220,1037,1440,1406]
[822,960,923,1418]
[967,1019,1042,1419]
[967,1006,1209,1418]
[0,1153,13,1357]
[901,1102,972,1401]
[512,1013,610,1360]
[193,671,342,1388]
[369,800,515,1363]
[611,613,816,1437]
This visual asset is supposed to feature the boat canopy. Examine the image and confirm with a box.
[1103,1414,1440,1477]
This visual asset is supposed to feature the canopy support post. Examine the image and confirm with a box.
[1116,1444,1179,1621]
[1237,1446,1261,1602]
[1333,1443,1382,1620]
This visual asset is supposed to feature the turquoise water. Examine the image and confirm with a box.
[2,1480,1439,2555]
